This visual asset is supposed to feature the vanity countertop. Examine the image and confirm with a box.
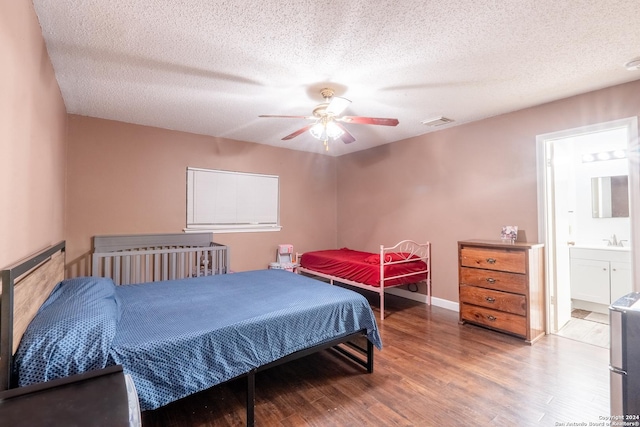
[570,245,632,263]
[571,244,630,252]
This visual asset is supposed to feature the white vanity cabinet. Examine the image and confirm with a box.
[569,247,632,305]
[610,260,632,303]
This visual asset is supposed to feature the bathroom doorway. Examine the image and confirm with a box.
[537,117,639,347]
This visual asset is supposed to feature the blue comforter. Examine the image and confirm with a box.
[16,269,381,410]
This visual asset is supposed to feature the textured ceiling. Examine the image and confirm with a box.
[33,0,640,156]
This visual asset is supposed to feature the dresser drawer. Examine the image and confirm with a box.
[460,303,527,337]
[459,285,526,316]
[460,247,526,274]
[459,267,527,294]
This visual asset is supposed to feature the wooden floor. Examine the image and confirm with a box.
[141,293,610,427]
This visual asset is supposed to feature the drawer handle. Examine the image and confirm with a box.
[485,296,496,303]
[486,258,496,264]
[487,315,497,321]
[486,278,496,284]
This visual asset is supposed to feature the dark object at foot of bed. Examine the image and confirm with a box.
[0,365,134,426]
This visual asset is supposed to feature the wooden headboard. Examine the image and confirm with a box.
[0,241,65,391]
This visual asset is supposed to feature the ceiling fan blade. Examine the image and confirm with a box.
[259,114,314,120]
[333,122,356,144]
[282,124,314,140]
[339,116,399,126]
[325,96,351,116]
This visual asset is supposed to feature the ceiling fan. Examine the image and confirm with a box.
[259,88,399,151]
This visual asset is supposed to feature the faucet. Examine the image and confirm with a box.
[603,234,627,247]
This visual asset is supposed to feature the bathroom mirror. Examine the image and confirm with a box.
[591,175,629,218]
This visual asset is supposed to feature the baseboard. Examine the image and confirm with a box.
[385,287,459,312]
[433,297,460,312]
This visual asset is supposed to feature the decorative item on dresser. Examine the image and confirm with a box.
[458,239,546,344]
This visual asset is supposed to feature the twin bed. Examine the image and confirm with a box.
[0,234,429,425]
[298,240,431,320]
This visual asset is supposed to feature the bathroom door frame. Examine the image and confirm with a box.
[536,116,639,334]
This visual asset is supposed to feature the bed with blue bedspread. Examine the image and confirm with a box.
[14,268,382,422]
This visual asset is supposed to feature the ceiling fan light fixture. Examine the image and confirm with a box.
[260,87,397,149]
[309,120,344,141]
[309,122,326,140]
[325,121,344,139]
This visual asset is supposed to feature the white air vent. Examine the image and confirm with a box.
[624,58,640,70]
[421,116,454,126]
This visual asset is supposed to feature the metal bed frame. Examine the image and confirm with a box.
[242,331,373,426]
[2,240,374,427]
[297,240,431,320]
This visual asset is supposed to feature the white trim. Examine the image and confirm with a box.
[385,287,459,312]
[433,297,460,312]
[535,131,551,333]
[384,287,427,303]
[536,116,639,334]
[629,118,640,292]
[184,225,282,234]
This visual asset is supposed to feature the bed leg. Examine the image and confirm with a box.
[246,369,256,427]
[380,291,385,321]
[367,339,374,373]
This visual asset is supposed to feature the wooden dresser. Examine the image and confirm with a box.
[458,239,545,344]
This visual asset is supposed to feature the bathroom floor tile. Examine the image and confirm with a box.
[557,318,609,348]
[584,312,609,324]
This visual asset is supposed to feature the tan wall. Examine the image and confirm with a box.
[337,80,640,303]
[5,0,635,303]
[0,1,66,267]
[65,115,337,275]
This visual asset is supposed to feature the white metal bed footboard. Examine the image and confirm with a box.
[297,240,430,320]
[91,233,229,285]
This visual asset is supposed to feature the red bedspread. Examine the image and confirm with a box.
[300,248,428,288]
